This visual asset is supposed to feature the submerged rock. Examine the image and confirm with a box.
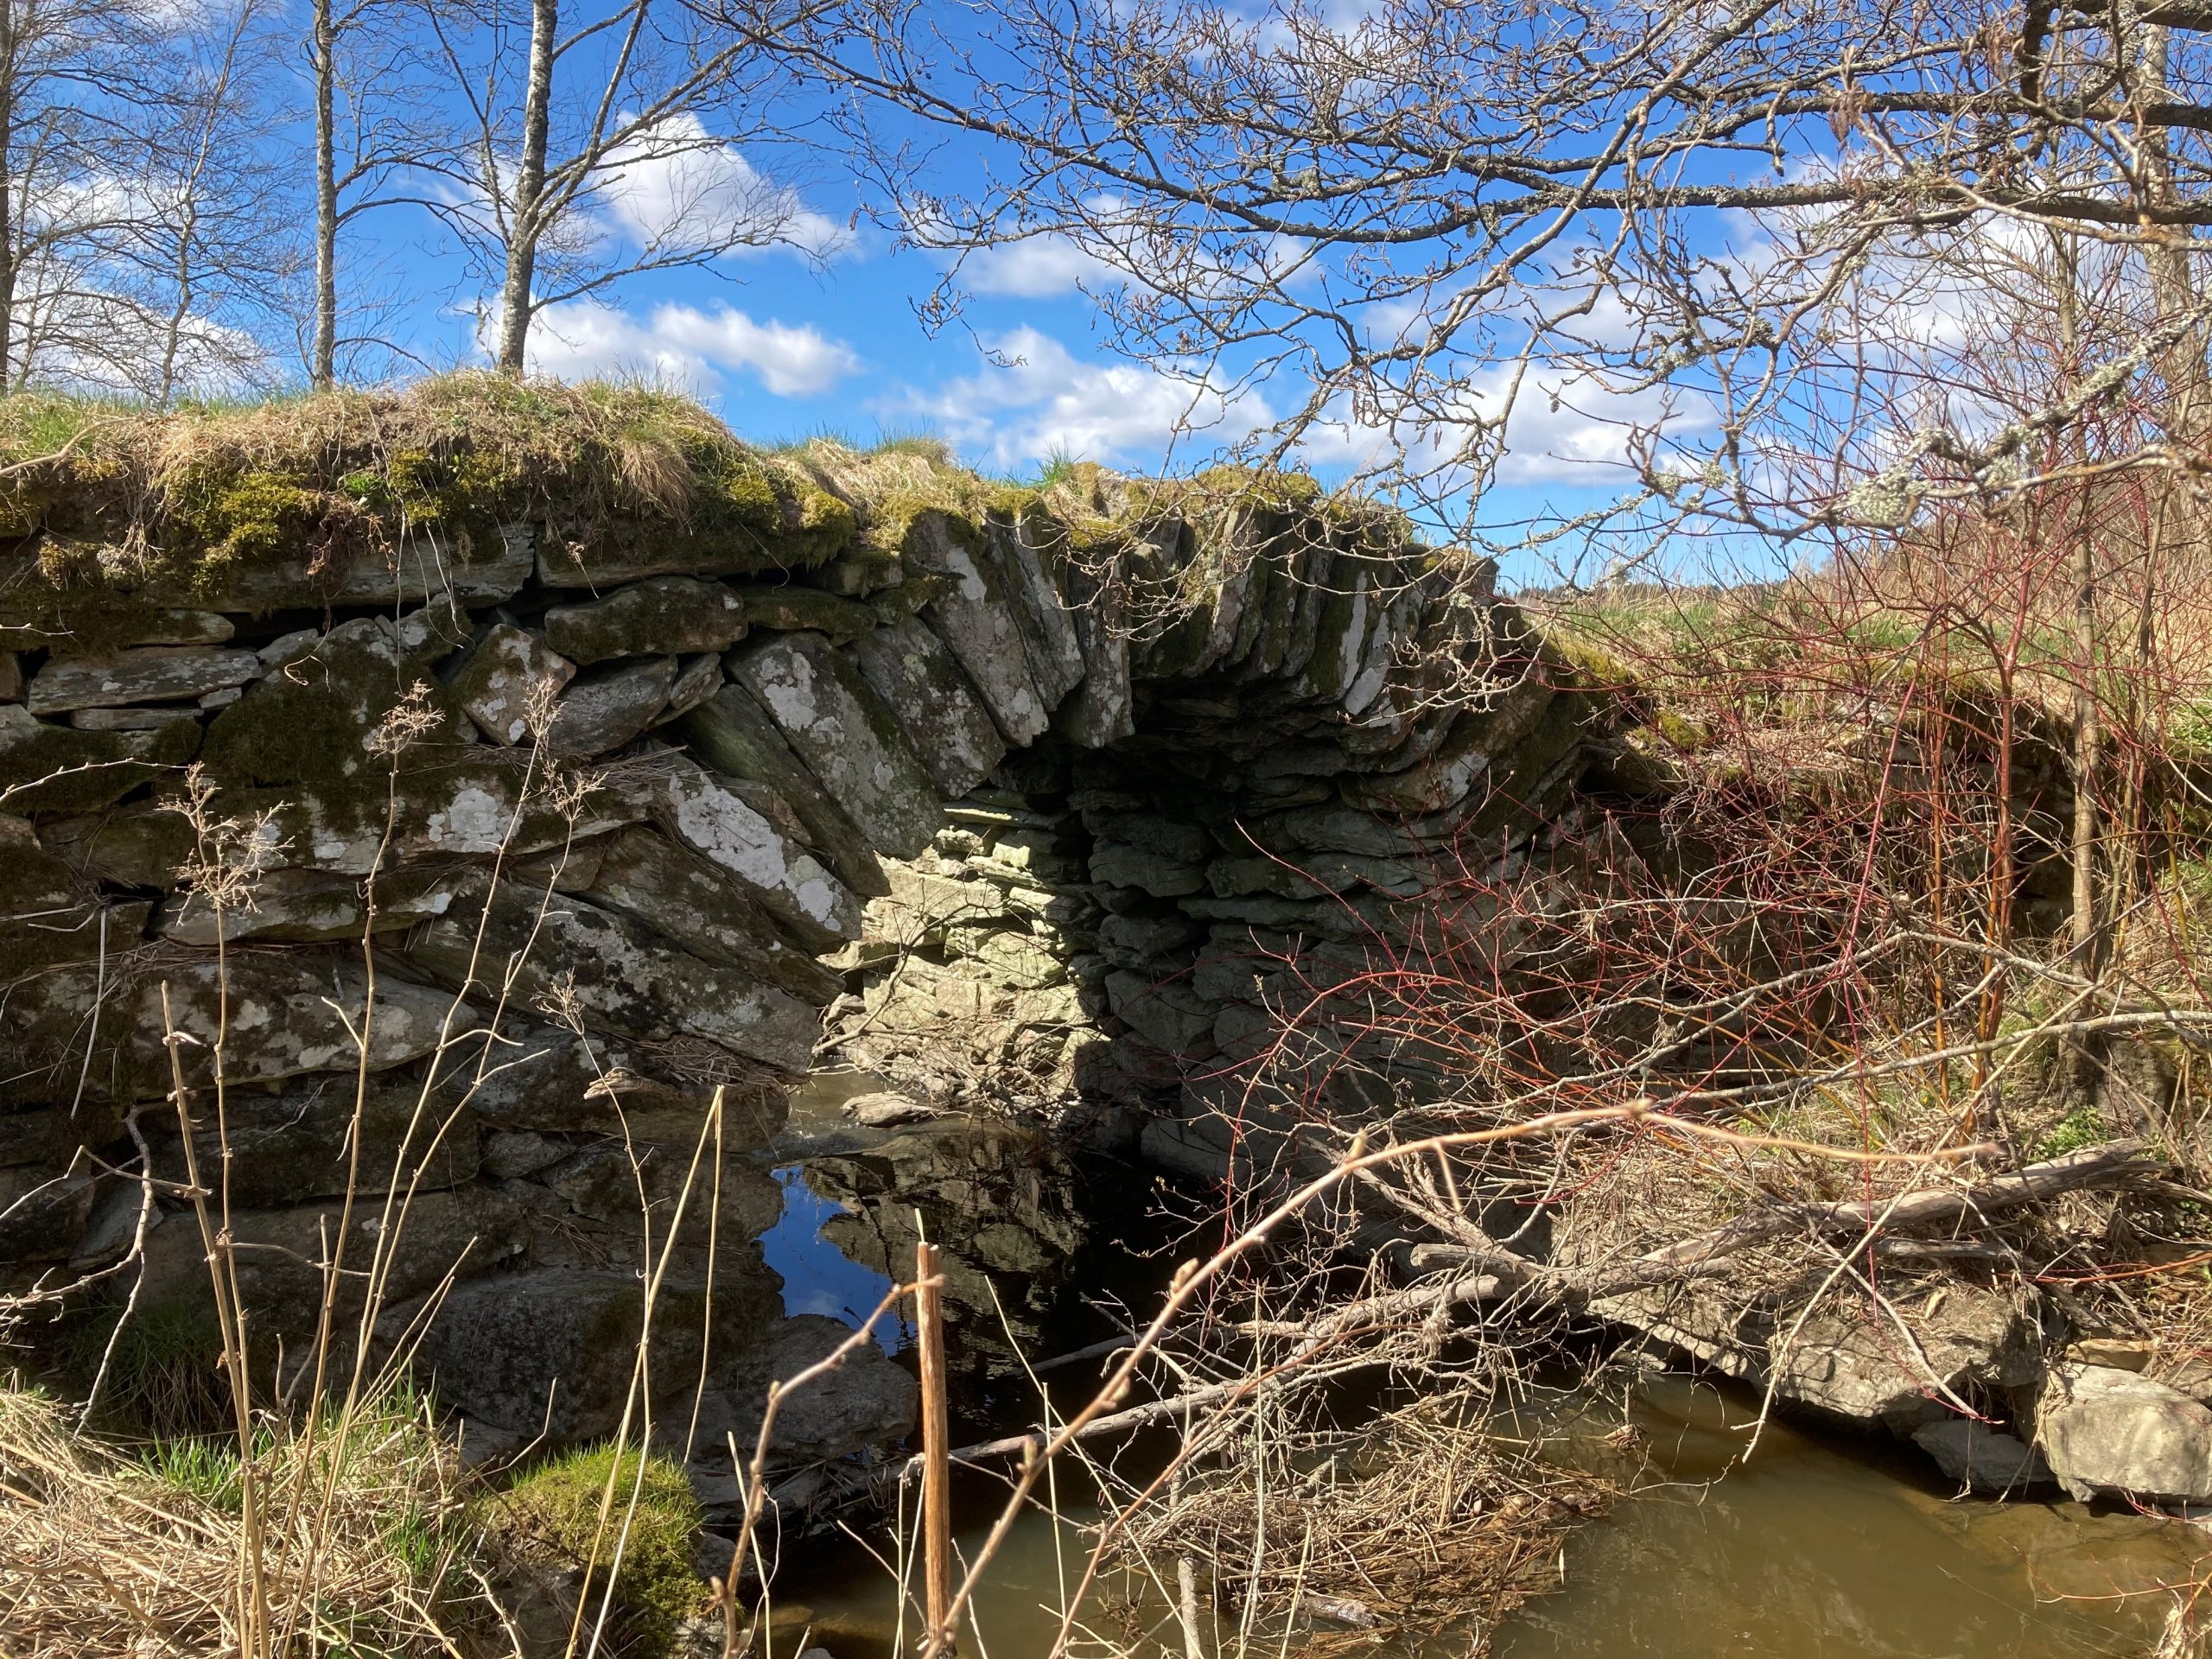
[841,1090,936,1128]
[1911,1418,2054,1495]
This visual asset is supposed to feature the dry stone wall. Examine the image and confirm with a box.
[0,451,1592,1459]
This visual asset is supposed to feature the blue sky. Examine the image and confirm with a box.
[353,133,1637,559]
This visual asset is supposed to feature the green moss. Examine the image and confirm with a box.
[0,709,200,814]
[495,1444,707,1655]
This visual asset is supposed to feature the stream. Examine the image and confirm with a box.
[751,1075,2212,1658]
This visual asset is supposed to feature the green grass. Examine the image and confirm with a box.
[142,1433,245,1510]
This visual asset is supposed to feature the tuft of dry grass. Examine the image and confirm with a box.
[0,1383,507,1658]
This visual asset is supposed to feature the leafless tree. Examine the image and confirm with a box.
[417,0,840,374]
[304,0,452,387]
[786,0,2212,566]
[0,0,196,390]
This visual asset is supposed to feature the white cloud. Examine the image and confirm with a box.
[892,327,1272,467]
[1298,359,1713,487]
[526,299,861,397]
[597,115,851,263]
[962,236,1120,298]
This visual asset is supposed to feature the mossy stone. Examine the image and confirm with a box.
[726,582,877,640]
[494,1447,708,1655]
[543,576,747,666]
[0,704,200,814]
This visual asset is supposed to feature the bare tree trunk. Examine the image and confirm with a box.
[310,0,336,388]
[0,0,20,389]
[493,0,556,375]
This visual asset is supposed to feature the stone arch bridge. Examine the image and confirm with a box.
[0,449,1592,1456]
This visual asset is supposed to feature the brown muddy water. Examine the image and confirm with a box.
[759,1076,2210,1658]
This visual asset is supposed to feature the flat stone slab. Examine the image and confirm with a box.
[728,630,941,860]
[586,824,842,1004]
[543,656,677,756]
[648,758,861,949]
[134,957,470,1094]
[448,623,576,745]
[405,879,822,1071]
[27,645,260,713]
[680,685,886,898]
[853,613,1007,797]
[543,575,747,665]
[904,511,1052,744]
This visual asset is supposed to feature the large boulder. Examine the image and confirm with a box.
[2038,1363,2212,1503]
[410,1268,781,1443]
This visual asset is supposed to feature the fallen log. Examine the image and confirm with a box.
[1638,1137,2160,1268]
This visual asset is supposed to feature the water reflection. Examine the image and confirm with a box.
[759,1164,909,1353]
[1497,1374,2209,1659]
[759,1068,1090,1421]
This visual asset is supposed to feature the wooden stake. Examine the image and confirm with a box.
[916,1240,955,1656]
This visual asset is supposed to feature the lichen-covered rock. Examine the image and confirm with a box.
[1053,552,1134,747]
[137,957,475,1095]
[645,758,860,950]
[543,656,677,757]
[660,653,723,722]
[678,687,887,899]
[852,614,1007,797]
[585,825,843,1004]
[727,583,876,640]
[144,1074,483,1207]
[1346,678,1555,815]
[2039,1363,2212,1503]
[405,880,821,1072]
[448,623,575,745]
[0,830,149,972]
[985,517,1085,707]
[543,575,747,665]
[728,631,941,860]
[0,702,200,813]
[25,645,260,714]
[903,512,1052,744]
[156,868,368,944]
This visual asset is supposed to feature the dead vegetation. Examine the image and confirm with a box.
[0,1383,503,1658]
